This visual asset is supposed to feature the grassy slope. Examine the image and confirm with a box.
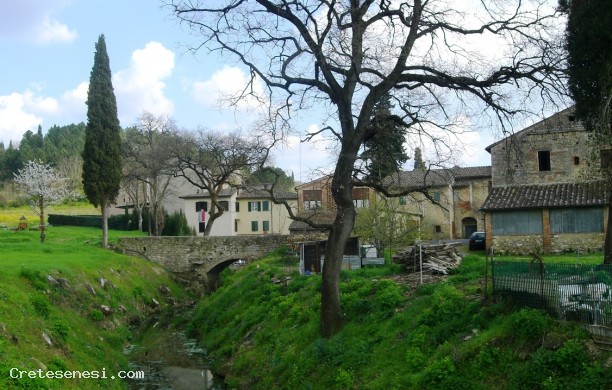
[189,250,612,389]
[0,226,188,389]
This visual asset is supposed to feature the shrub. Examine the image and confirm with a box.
[162,210,194,236]
[510,308,550,343]
[52,321,70,341]
[89,309,103,322]
[31,296,50,318]
[19,268,47,291]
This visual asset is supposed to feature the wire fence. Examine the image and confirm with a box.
[492,261,612,326]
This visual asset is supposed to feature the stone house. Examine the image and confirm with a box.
[290,168,491,239]
[481,106,609,254]
[386,166,492,240]
[181,186,297,236]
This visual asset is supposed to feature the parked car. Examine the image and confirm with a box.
[468,231,486,250]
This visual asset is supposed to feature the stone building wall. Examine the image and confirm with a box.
[488,109,599,187]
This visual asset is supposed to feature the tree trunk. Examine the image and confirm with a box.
[101,202,109,249]
[605,188,612,264]
[320,141,359,338]
[39,195,45,244]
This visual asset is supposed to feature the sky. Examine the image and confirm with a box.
[0,0,528,182]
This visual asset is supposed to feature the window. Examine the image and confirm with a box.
[248,201,261,212]
[262,201,269,211]
[353,199,370,208]
[234,220,238,232]
[263,220,270,232]
[433,192,441,202]
[235,202,240,212]
[251,221,259,232]
[573,156,580,165]
[550,208,603,234]
[492,210,543,235]
[303,190,322,210]
[198,222,206,233]
[434,225,442,233]
[399,196,407,205]
[538,150,551,171]
[304,200,322,210]
[219,200,229,211]
[195,201,208,212]
[352,187,369,208]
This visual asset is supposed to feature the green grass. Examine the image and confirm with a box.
[189,249,611,389]
[490,251,604,264]
[0,226,188,389]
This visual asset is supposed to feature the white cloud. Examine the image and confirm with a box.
[192,66,267,111]
[0,0,76,43]
[60,81,88,121]
[0,92,47,145]
[404,116,492,169]
[35,16,77,43]
[113,41,175,125]
[275,124,336,182]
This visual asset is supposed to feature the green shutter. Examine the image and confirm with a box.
[263,201,269,211]
[251,221,258,231]
[263,220,270,231]
[248,202,252,212]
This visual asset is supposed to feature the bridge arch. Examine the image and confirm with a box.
[119,235,287,293]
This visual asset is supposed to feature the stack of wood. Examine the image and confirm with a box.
[392,243,463,275]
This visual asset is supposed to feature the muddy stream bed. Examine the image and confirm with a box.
[124,314,225,390]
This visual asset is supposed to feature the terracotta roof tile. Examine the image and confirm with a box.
[481,181,609,210]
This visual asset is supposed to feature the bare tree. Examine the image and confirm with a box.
[14,161,72,243]
[167,0,566,337]
[168,129,269,235]
[123,112,176,236]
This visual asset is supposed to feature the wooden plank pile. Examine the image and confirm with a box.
[392,243,463,275]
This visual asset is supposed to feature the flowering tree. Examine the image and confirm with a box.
[14,161,72,243]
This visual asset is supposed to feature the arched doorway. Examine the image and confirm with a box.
[462,217,478,238]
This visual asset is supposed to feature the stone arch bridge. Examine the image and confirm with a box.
[118,235,287,292]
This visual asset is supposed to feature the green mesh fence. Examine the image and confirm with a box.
[492,261,612,326]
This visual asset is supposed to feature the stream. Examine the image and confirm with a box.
[124,317,225,389]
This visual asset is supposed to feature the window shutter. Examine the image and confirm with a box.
[263,201,269,211]
[248,202,252,212]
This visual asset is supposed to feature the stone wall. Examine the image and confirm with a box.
[492,233,605,255]
[118,235,287,275]
[550,233,605,254]
[492,234,544,255]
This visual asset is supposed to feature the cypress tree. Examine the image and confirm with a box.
[82,34,122,248]
[362,94,409,181]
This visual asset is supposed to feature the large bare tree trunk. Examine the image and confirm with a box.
[320,142,359,337]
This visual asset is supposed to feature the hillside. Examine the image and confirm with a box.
[0,226,189,389]
[189,249,612,389]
